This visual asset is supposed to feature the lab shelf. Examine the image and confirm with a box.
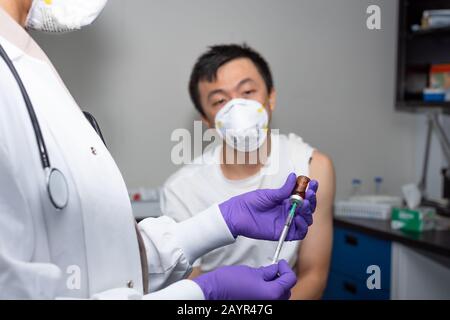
[408,25,450,38]
[396,0,450,112]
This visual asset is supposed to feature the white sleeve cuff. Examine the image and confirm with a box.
[174,204,235,265]
[138,204,234,292]
[143,280,205,300]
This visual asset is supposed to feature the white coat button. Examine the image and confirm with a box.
[91,147,97,155]
[127,280,134,288]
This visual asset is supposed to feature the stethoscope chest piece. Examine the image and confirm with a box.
[0,44,71,211]
[46,168,69,210]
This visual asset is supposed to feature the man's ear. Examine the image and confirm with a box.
[269,89,277,111]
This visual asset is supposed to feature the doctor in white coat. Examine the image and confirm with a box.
[0,0,318,300]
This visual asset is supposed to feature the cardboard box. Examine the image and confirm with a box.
[391,207,436,232]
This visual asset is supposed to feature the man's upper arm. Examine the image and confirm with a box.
[297,150,335,285]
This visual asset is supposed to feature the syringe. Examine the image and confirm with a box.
[271,175,310,264]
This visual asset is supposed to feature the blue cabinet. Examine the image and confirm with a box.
[323,226,391,300]
[324,270,390,300]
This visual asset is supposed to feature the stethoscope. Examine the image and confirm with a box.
[0,43,69,210]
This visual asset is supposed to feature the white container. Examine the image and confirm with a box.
[334,200,393,220]
[348,195,403,207]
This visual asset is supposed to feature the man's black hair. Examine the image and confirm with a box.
[188,44,274,116]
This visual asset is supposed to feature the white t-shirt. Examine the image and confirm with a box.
[161,133,314,272]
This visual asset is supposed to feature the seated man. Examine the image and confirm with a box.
[161,44,335,299]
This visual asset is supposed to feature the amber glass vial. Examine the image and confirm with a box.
[293,176,311,199]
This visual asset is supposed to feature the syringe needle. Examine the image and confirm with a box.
[271,175,311,265]
[271,201,298,264]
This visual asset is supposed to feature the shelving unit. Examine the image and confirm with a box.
[396,0,450,113]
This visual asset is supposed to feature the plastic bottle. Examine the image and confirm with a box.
[351,179,362,197]
[374,176,383,195]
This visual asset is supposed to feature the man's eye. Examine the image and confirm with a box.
[243,90,256,96]
[213,99,226,107]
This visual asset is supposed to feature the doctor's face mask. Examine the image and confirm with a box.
[26,0,108,33]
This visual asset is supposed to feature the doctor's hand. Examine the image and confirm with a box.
[219,173,318,241]
[192,260,296,300]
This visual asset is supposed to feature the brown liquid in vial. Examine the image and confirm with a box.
[293,176,311,199]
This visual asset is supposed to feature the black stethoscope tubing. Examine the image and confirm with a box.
[0,43,68,210]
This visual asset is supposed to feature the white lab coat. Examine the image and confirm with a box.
[0,8,234,299]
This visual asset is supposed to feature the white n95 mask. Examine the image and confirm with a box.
[215,99,269,153]
[26,0,108,33]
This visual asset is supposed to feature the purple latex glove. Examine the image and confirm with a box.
[193,260,296,300]
[219,173,319,240]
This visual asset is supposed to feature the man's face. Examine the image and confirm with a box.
[198,58,276,127]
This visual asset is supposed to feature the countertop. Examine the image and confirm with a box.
[334,216,450,257]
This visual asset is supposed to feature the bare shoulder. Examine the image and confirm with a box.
[309,150,334,176]
[308,150,335,218]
